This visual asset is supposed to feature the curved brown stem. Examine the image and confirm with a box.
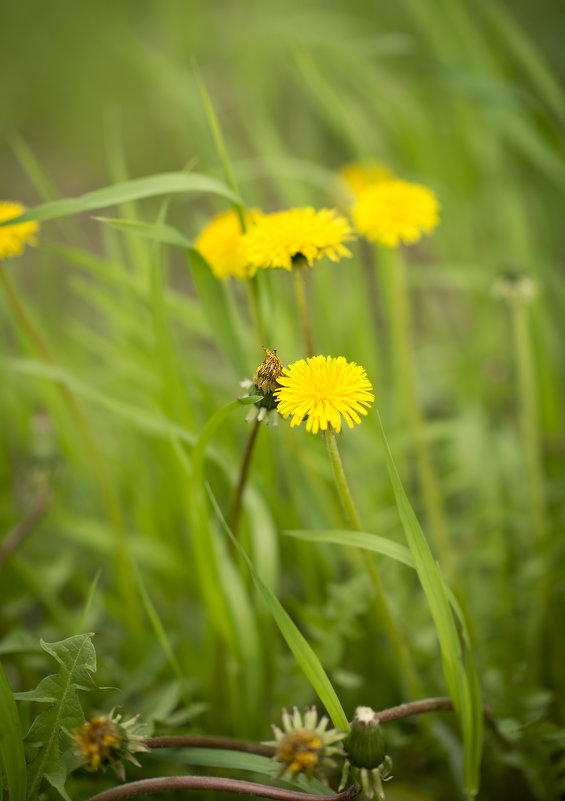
[376,697,453,723]
[146,735,273,757]
[230,418,261,537]
[85,776,361,801]
[0,489,51,574]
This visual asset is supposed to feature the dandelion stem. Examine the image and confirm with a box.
[383,246,457,582]
[85,776,361,801]
[146,735,274,755]
[248,277,267,346]
[511,300,547,545]
[294,267,315,357]
[230,418,261,537]
[325,428,421,698]
[0,265,141,633]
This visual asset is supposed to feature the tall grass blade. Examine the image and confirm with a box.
[0,662,27,801]
[206,485,350,732]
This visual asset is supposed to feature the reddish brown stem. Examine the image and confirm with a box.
[86,776,361,801]
[146,735,273,756]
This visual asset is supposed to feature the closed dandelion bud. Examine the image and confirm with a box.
[340,707,392,801]
[343,706,385,768]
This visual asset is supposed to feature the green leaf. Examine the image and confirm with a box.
[284,528,415,568]
[375,411,483,797]
[206,485,350,733]
[0,172,239,226]
[15,634,97,801]
[94,217,194,250]
[0,661,27,801]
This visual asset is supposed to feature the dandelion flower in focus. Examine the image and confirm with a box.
[241,207,354,274]
[195,208,260,280]
[339,160,394,201]
[353,180,440,248]
[275,355,374,435]
[264,706,346,782]
[0,202,39,260]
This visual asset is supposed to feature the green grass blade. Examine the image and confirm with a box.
[375,410,482,796]
[94,217,194,249]
[0,173,240,226]
[206,485,350,733]
[186,249,250,378]
[0,662,27,801]
[193,60,247,231]
[284,528,415,568]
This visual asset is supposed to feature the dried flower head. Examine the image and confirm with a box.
[239,348,285,426]
[275,355,374,435]
[71,710,148,780]
[0,202,39,260]
[253,348,284,395]
[241,207,354,273]
[264,706,346,782]
[353,180,440,248]
[195,208,261,280]
[339,161,394,202]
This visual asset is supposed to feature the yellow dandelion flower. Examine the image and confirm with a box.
[0,202,39,260]
[339,160,394,201]
[196,208,260,280]
[72,716,122,772]
[241,207,354,274]
[353,180,440,248]
[275,355,374,435]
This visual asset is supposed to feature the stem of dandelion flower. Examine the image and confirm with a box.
[511,297,549,680]
[248,277,268,347]
[324,428,421,698]
[230,418,261,537]
[0,265,141,634]
[384,246,457,583]
[294,267,315,357]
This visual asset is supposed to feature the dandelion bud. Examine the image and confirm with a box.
[340,707,393,801]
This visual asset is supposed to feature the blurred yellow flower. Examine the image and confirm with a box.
[241,207,354,274]
[353,180,440,248]
[0,202,39,260]
[339,160,394,200]
[196,208,260,280]
[275,355,374,435]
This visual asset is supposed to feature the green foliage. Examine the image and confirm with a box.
[14,635,96,801]
[0,663,27,801]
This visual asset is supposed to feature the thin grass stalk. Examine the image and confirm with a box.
[324,428,421,698]
[294,266,315,357]
[0,265,141,633]
[511,299,547,545]
[230,418,261,537]
[382,246,457,582]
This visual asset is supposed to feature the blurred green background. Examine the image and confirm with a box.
[1,2,564,800]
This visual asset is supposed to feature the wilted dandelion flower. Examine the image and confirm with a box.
[240,348,285,426]
[353,180,440,248]
[275,355,374,435]
[0,202,39,260]
[241,207,354,273]
[72,710,148,780]
[195,208,260,280]
[339,161,394,201]
[264,706,346,782]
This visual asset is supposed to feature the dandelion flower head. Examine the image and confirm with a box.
[353,180,440,248]
[339,160,394,201]
[72,716,122,772]
[196,208,260,280]
[241,207,354,274]
[0,202,39,260]
[275,355,374,435]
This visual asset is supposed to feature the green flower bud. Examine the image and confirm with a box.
[343,706,386,769]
